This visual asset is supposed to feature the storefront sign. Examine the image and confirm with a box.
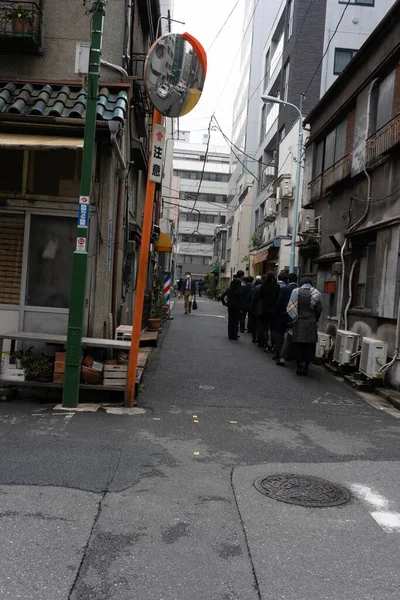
[76,237,87,252]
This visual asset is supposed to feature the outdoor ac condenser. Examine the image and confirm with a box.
[333,330,360,365]
[316,332,332,359]
[359,337,388,379]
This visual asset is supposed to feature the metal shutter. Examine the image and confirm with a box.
[0,214,24,305]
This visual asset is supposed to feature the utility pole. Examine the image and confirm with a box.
[62,0,107,408]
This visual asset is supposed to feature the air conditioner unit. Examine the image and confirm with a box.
[264,197,277,222]
[359,337,388,379]
[280,178,292,198]
[298,209,315,233]
[316,332,332,359]
[333,330,360,365]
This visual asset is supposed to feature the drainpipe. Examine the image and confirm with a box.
[108,122,129,330]
[100,59,129,77]
[337,78,379,329]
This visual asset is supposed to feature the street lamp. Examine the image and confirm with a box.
[261,95,303,273]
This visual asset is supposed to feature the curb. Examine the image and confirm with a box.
[375,387,400,411]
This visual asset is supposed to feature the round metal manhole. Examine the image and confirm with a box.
[254,474,350,508]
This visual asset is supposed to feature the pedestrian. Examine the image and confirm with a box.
[274,272,298,366]
[221,278,243,340]
[259,273,279,352]
[240,276,254,333]
[286,277,322,376]
[250,275,263,346]
[237,270,245,281]
[277,271,288,288]
[182,272,196,314]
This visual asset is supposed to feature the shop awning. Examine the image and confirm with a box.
[210,265,219,273]
[251,244,272,265]
[154,232,173,253]
[0,133,84,150]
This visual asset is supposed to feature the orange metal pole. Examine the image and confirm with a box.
[125,109,163,407]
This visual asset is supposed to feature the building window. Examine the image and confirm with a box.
[237,221,240,240]
[283,60,290,101]
[0,150,24,193]
[173,170,229,182]
[279,126,286,142]
[333,48,358,75]
[339,0,374,4]
[264,50,270,88]
[219,215,226,224]
[226,249,231,262]
[355,244,376,309]
[286,0,294,38]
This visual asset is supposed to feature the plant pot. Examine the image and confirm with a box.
[12,15,32,35]
[81,365,102,385]
[148,317,161,330]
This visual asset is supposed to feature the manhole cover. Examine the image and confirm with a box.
[199,385,214,390]
[254,474,350,507]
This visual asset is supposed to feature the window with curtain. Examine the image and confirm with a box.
[334,48,358,75]
[355,244,376,309]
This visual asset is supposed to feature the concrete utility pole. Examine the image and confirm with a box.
[62,0,107,408]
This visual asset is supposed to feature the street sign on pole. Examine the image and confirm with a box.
[149,124,166,183]
[62,1,106,408]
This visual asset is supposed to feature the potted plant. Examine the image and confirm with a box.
[2,3,33,35]
[148,293,166,330]
[21,355,53,382]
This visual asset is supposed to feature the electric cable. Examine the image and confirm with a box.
[207,0,241,52]
[303,0,351,97]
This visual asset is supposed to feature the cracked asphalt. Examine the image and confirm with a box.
[1,297,400,599]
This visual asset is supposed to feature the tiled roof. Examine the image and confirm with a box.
[0,83,128,122]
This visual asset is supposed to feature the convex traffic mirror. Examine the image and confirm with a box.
[145,32,207,118]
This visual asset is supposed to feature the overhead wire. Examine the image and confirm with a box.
[303,0,351,96]
[207,0,241,52]
[213,0,262,114]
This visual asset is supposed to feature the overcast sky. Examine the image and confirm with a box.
[172,0,244,146]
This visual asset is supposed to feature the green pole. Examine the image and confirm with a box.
[62,0,106,408]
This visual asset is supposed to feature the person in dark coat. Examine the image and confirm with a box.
[221,278,244,340]
[250,276,263,345]
[286,277,322,376]
[259,273,279,351]
[240,276,254,332]
[274,272,298,365]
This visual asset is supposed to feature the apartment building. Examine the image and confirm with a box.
[231,0,396,277]
[302,0,400,389]
[173,140,230,279]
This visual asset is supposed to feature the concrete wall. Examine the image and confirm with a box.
[320,0,396,95]
[0,0,126,82]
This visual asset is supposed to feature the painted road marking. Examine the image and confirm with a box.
[351,483,400,533]
[193,314,226,319]
[193,420,199,423]
[230,420,238,424]
[193,452,200,456]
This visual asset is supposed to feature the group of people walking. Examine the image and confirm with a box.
[221,270,322,376]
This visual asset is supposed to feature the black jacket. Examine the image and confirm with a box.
[241,282,253,311]
[260,281,279,313]
[276,282,298,315]
[250,283,263,316]
[181,278,196,294]
[222,286,243,310]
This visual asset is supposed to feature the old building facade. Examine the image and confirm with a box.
[0,0,163,349]
[303,1,400,389]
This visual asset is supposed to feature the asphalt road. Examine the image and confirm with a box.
[1,296,400,599]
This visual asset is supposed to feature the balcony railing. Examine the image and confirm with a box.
[131,53,154,118]
[308,153,352,201]
[0,1,42,52]
[366,113,400,164]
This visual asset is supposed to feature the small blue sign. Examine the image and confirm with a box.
[78,203,89,228]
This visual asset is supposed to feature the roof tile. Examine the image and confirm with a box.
[0,82,128,122]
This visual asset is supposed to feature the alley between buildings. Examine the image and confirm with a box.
[1,297,400,599]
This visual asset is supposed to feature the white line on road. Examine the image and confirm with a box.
[351,483,400,533]
[193,314,226,319]
[351,484,389,509]
[370,512,400,532]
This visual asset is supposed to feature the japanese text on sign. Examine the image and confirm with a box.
[149,124,166,184]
